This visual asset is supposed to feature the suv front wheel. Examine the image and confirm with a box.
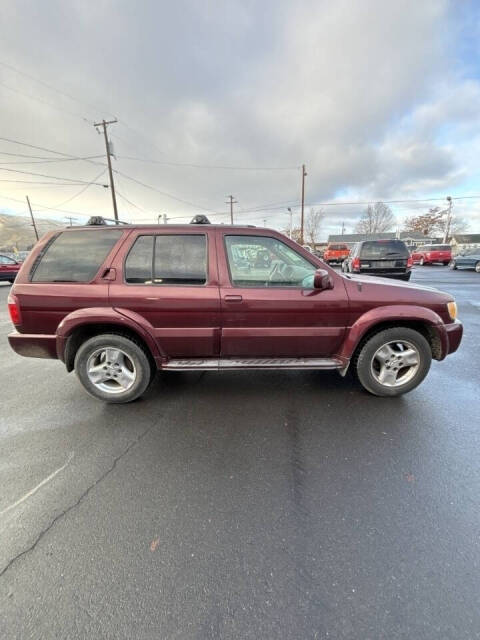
[74,334,154,403]
[355,327,432,396]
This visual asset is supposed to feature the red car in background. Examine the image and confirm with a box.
[0,254,23,283]
[323,243,350,264]
[411,245,452,266]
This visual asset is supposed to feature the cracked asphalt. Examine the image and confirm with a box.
[0,267,479,640]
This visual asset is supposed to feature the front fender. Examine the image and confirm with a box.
[338,305,447,361]
[56,307,161,362]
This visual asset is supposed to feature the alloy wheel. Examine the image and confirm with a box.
[86,347,137,394]
[370,340,420,388]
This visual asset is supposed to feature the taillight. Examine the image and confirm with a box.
[407,256,413,268]
[352,257,360,271]
[7,294,21,325]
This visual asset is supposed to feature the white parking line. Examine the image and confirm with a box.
[0,452,74,516]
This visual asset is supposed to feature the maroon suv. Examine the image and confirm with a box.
[7,223,462,402]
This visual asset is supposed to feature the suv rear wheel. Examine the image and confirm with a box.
[355,327,432,397]
[74,334,153,403]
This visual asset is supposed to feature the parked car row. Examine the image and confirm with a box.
[0,254,24,283]
[321,241,480,275]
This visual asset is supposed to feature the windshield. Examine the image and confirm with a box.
[360,240,408,258]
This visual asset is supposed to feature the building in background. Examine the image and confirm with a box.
[450,234,480,254]
[326,231,435,250]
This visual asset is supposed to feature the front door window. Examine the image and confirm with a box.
[224,235,316,288]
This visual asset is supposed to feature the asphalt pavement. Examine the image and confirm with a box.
[0,267,479,640]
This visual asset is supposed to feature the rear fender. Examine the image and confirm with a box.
[338,305,447,361]
[56,307,161,363]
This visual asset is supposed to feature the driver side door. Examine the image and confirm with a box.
[217,231,348,357]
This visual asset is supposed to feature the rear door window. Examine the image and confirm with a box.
[360,240,409,259]
[125,234,207,285]
[30,229,123,282]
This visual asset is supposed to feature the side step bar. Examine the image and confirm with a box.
[163,357,344,371]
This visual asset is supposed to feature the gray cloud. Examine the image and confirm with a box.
[1,0,479,238]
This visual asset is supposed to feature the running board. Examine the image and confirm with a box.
[163,357,344,371]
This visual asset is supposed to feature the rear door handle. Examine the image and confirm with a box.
[224,294,243,302]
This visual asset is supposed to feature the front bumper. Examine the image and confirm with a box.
[444,320,463,356]
[8,332,58,359]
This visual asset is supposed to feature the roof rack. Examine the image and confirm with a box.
[190,214,211,224]
[86,216,129,226]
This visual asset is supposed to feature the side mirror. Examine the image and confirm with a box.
[313,268,333,290]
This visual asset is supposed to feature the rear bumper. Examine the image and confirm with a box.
[8,332,58,359]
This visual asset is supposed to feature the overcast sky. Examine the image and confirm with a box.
[1,0,479,239]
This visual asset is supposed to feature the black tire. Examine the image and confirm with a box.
[399,272,411,281]
[475,261,480,274]
[355,327,432,397]
[449,260,457,270]
[74,333,154,403]
[443,262,449,266]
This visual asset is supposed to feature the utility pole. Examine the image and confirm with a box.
[226,195,237,224]
[287,207,293,238]
[157,214,169,224]
[65,216,77,227]
[443,196,453,243]
[341,221,345,235]
[94,119,119,223]
[300,164,307,244]
[25,196,39,241]
[263,219,267,227]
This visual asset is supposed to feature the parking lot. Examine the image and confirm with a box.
[0,266,479,639]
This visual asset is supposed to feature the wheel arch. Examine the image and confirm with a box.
[56,308,161,372]
[339,306,447,365]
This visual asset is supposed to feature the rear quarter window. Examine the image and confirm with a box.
[30,229,123,282]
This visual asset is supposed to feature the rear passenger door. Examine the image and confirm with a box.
[109,230,221,358]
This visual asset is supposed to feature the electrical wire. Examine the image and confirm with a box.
[118,155,300,171]
[0,136,106,167]
[114,169,214,212]
[0,81,93,124]
[0,166,107,185]
[35,169,108,211]
[0,154,104,165]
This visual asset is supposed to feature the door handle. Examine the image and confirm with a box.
[224,294,243,302]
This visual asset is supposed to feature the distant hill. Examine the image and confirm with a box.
[0,213,64,251]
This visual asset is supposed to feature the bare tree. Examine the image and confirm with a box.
[404,206,469,237]
[304,208,325,247]
[355,202,396,234]
[284,227,302,243]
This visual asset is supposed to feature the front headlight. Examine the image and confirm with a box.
[447,301,457,320]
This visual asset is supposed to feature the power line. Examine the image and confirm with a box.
[0,154,104,165]
[119,155,300,171]
[115,169,214,212]
[0,60,116,118]
[0,81,93,124]
[0,136,106,168]
[37,169,108,211]
[0,166,107,185]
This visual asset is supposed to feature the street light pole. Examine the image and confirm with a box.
[287,207,293,239]
[443,197,453,243]
[300,164,307,244]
